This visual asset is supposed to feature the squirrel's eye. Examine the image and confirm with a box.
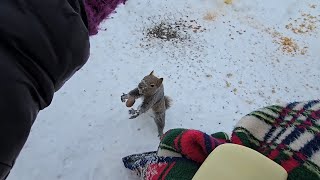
[150,84,155,87]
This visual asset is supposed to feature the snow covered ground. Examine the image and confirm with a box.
[8,0,320,179]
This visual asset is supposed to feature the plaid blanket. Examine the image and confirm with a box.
[123,100,320,180]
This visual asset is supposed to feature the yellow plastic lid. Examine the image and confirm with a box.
[192,144,287,180]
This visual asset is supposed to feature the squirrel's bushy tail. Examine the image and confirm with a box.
[164,96,172,109]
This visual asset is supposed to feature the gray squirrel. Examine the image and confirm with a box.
[121,71,171,137]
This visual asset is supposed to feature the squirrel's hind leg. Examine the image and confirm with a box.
[154,112,165,138]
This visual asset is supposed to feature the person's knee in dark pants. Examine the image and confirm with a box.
[0,163,11,180]
[0,53,40,179]
[0,0,90,178]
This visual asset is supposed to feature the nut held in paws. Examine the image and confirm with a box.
[126,97,135,107]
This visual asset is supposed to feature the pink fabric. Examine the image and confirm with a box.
[84,0,126,36]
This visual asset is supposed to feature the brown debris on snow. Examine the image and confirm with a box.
[265,27,309,56]
[279,37,299,54]
[225,81,231,88]
[273,36,309,56]
[203,12,216,21]
[224,0,233,4]
[285,13,319,34]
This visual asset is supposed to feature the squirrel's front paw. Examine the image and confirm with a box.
[121,93,128,102]
[158,132,163,138]
[129,108,140,119]
[128,108,137,115]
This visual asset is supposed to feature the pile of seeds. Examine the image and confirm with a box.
[144,17,206,42]
[146,22,180,41]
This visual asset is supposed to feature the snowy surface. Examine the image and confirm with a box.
[8,0,320,179]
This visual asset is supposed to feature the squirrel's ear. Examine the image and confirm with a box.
[149,70,154,76]
[157,78,163,86]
